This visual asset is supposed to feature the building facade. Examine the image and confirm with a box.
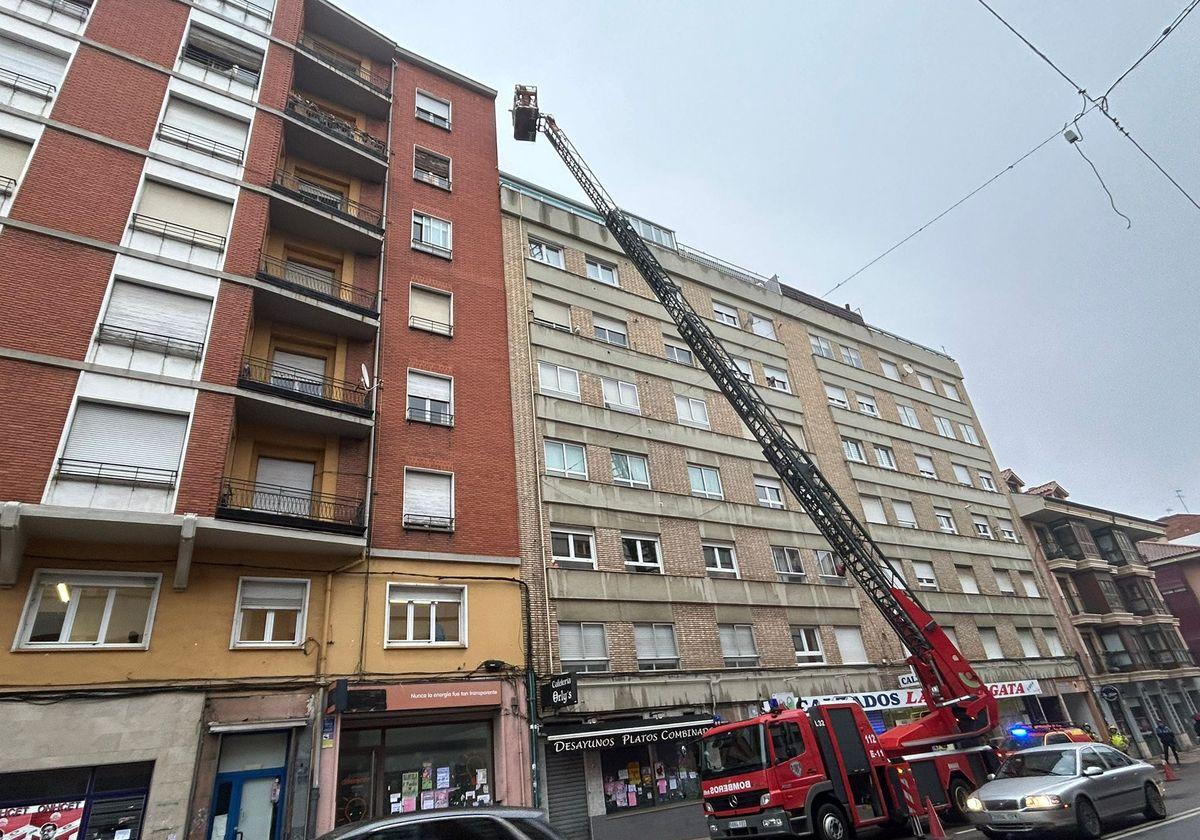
[0,1,527,839]
[1143,539,1200,684]
[1008,476,1200,758]
[500,175,1090,840]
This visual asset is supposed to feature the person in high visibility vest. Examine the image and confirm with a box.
[1108,725,1130,753]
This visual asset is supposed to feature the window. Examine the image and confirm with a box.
[835,627,868,664]
[544,440,588,480]
[942,626,960,648]
[897,404,921,429]
[410,284,452,335]
[537,362,580,400]
[531,296,571,330]
[634,623,679,670]
[916,373,936,392]
[402,469,453,530]
[861,496,888,524]
[133,181,231,250]
[825,384,849,408]
[731,357,754,383]
[935,508,958,534]
[792,627,824,664]
[755,476,785,509]
[1044,628,1066,657]
[998,518,1019,542]
[979,627,1004,659]
[593,314,628,347]
[415,90,451,129]
[816,549,843,579]
[978,470,997,491]
[675,394,709,427]
[957,566,980,594]
[528,238,564,268]
[809,334,835,359]
[406,370,453,425]
[958,423,980,445]
[56,402,187,487]
[852,394,879,417]
[749,314,776,339]
[874,445,897,470]
[1016,628,1040,658]
[712,301,740,327]
[559,622,607,671]
[688,464,724,499]
[842,438,866,463]
[411,212,452,257]
[0,135,32,198]
[622,534,662,573]
[232,578,308,647]
[182,26,263,86]
[943,382,961,401]
[413,147,451,189]
[627,215,676,247]
[601,377,640,413]
[892,500,917,529]
[996,572,1016,595]
[703,543,738,578]
[763,365,790,393]
[98,280,212,359]
[586,257,618,285]
[1019,571,1041,598]
[972,514,993,539]
[916,455,937,479]
[952,464,973,486]
[18,571,159,649]
[611,451,650,489]
[773,546,807,582]
[665,342,693,366]
[719,624,758,667]
[840,346,864,368]
[160,96,249,163]
[913,560,938,590]
[386,585,463,645]
[881,359,902,381]
[934,416,955,438]
[550,529,596,570]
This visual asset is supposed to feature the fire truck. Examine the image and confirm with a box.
[512,86,1001,839]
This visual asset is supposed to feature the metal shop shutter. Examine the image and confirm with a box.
[163,96,249,151]
[0,35,66,86]
[403,470,451,517]
[105,281,211,344]
[62,403,188,472]
[137,181,233,237]
[545,749,590,840]
[0,135,32,181]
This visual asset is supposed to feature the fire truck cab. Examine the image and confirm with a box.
[701,702,997,840]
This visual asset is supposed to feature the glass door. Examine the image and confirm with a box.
[209,733,288,840]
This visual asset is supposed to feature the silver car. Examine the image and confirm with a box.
[964,743,1165,839]
[313,809,565,840]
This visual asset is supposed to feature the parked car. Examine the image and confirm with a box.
[964,743,1165,839]
[313,809,566,840]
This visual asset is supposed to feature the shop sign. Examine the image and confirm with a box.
[772,680,1042,712]
[383,680,503,711]
[545,715,714,753]
[898,670,921,688]
[539,673,578,709]
[321,716,335,749]
[1100,685,1121,703]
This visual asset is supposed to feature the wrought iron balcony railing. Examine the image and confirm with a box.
[0,176,14,197]
[28,0,92,19]
[97,323,205,360]
[210,0,271,20]
[402,513,454,532]
[56,458,177,487]
[131,213,227,250]
[407,315,453,336]
[285,94,387,159]
[218,476,365,534]
[296,34,390,96]
[271,170,383,230]
[181,44,260,87]
[239,355,371,414]
[256,254,378,314]
[0,66,56,99]
[405,406,453,426]
[1149,649,1196,669]
[157,123,244,163]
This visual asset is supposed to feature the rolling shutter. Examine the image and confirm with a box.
[105,281,211,343]
[255,457,315,491]
[403,471,451,517]
[188,27,263,72]
[0,35,66,86]
[240,579,306,610]
[0,135,32,181]
[163,97,249,151]
[407,371,450,402]
[137,181,233,237]
[62,403,187,473]
[409,286,451,323]
[545,750,590,840]
[532,297,571,328]
[414,148,450,179]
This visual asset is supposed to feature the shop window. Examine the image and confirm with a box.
[0,762,153,840]
[599,740,701,814]
[232,577,308,647]
[18,571,160,649]
[385,585,464,646]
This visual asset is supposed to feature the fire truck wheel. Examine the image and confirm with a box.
[813,802,852,840]
[1075,798,1101,840]
[945,777,973,824]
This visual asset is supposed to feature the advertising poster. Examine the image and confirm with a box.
[432,790,449,809]
[435,767,450,790]
[419,764,433,791]
[419,792,435,811]
[0,803,86,840]
[400,770,419,812]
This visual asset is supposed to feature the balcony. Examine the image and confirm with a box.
[293,34,390,117]
[217,476,365,535]
[271,170,381,229]
[130,213,226,251]
[256,254,377,316]
[1148,649,1196,670]
[285,94,386,160]
[179,44,260,91]
[46,459,177,514]
[1100,650,1147,673]
[9,0,92,23]
[96,324,205,360]
[265,170,383,253]
[402,513,454,532]
[157,123,244,165]
[405,406,454,427]
[238,355,371,416]
[56,458,177,488]
[1,175,15,197]
[0,66,56,100]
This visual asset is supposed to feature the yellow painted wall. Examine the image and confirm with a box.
[263,231,356,293]
[228,421,341,496]
[246,319,348,383]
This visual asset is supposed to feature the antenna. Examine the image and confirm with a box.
[360,364,372,391]
[1174,490,1190,513]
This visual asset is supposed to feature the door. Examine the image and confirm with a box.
[1096,746,1143,814]
[1079,748,1121,818]
[209,733,289,840]
[283,260,336,296]
[270,350,327,398]
[254,457,315,516]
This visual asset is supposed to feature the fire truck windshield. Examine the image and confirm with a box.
[700,725,766,780]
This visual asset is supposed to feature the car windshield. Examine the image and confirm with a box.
[700,725,765,780]
[997,749,1077,778]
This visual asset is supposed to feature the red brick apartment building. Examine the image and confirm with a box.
[0,0,526,837]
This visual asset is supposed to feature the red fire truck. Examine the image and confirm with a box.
[513,87,1002,839]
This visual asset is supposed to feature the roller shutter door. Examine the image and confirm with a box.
[545,749,590,840]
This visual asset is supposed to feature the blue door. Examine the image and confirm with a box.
[209,732,290,840]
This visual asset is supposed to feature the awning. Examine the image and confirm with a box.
[543,714,714,753]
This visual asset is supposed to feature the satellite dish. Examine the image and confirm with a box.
[360,364,372,390]
[902,363,915,375]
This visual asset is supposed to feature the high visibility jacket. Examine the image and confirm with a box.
[1110,733,1129,749]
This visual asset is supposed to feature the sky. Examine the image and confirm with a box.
[341,1,1199,521]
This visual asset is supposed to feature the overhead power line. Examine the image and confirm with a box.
[1104,0,1200,98]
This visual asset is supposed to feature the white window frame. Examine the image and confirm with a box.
[749,313,776,339]
[415,89,451,129]
[897,404,921,429]
[861,496,888,525]
[912,561,938,590]
[792,626,825,665]
[998,518,1019,542]
[688,464,724,500]
[958,423,981,445]
[934,416,956,439]
[559,621,608,672]
[537,361,580,400]
[973,514,994,539]
[763,365,791,393]
[978,470,998,492]
[712,300,740,327]
[892,499,918,529]
[16,570,162,651]
[1016,628,1041,658]
[413,145,452,190]
[773,546,807,582]
[1044,628,1066,657]
[942,382,961,401]
[550,528,597,570]
[601,377,640,413]
[406,368,454,426]
[834,626,868,664]
[402,468,455,531]
[857,393,879,417]
[825,384,849,408]
[409,283,453,336]
[979,627,1004,659]
[841,346,864,368]
[755,476,785,509]
[952,463,973,487]
[665,342,693,366]
[732,357,754,383]
[384,583,466,648]
[610,450,651,489]
[957,566,980,594]
[719,623,759,667]
[634,622,679,670]
[586,257,618,285]
[231,576,310,649]
[816,549,843,580]
[996,572,1016,595]
[915,454,937,479]
[880,359,902,381]
[675,394,710,427]
[622,533,662,573]
[411,211,452,258]
[917,373,936,392]
[874,445,897,470]
[809,335,835,359]
[544,439,588,480]
[703,542,738,577]
[528,237,565,268]
[935,508,958,534]
[842,438,867,463]
[1019,571,1041,598]
[592,314,628,347]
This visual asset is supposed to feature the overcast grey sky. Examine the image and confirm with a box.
[342,1,1198,520]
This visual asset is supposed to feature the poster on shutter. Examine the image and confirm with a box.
[0,803,86,840]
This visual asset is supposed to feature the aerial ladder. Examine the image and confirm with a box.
[512,85,997,753]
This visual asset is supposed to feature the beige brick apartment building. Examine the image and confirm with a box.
[500,174,1096,840]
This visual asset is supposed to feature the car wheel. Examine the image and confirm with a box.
[944,778,973,824]
[813,801,852,840]
[1075,798,1101,840]
[1144,783,1167,820]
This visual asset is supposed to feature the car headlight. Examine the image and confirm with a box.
[965,796,984,812]
[760,792,773,807]
[1022,795,1063,810]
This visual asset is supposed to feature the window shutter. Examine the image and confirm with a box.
[188,27,263,71]
[634,625,654,658]
[581,625,605,659]
[272,350,326,379]
[408,371,451,402]
[410,286,451,323]
[735,625,756,655]
[163,97,249,150]
[835,627,867,663]
[0,36,66,85]
[240,579,306,610]
[0,135,32,181]
[404,471,451,517]
[255,457,315,491]
[416,92,450,120]
[137,181,232,237]
[532,297,571,328]
[559,624,583,660]
[62,403,187,472]
[654,625,676,657]
[414,148,450,179]
[105,281,211,343]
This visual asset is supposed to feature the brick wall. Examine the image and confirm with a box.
[51,47,167,148]
[0,358,76,502]
[84,0,189,66]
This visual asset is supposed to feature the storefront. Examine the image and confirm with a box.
[540,714,713,840]
[0,762,153,840]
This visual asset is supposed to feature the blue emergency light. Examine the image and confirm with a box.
[1009,726,1029,738]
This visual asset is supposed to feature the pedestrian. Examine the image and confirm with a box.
[1108,725,1129,753]
[1156,721,1181,765]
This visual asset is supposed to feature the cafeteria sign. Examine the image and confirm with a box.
[773,680,1042,712]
